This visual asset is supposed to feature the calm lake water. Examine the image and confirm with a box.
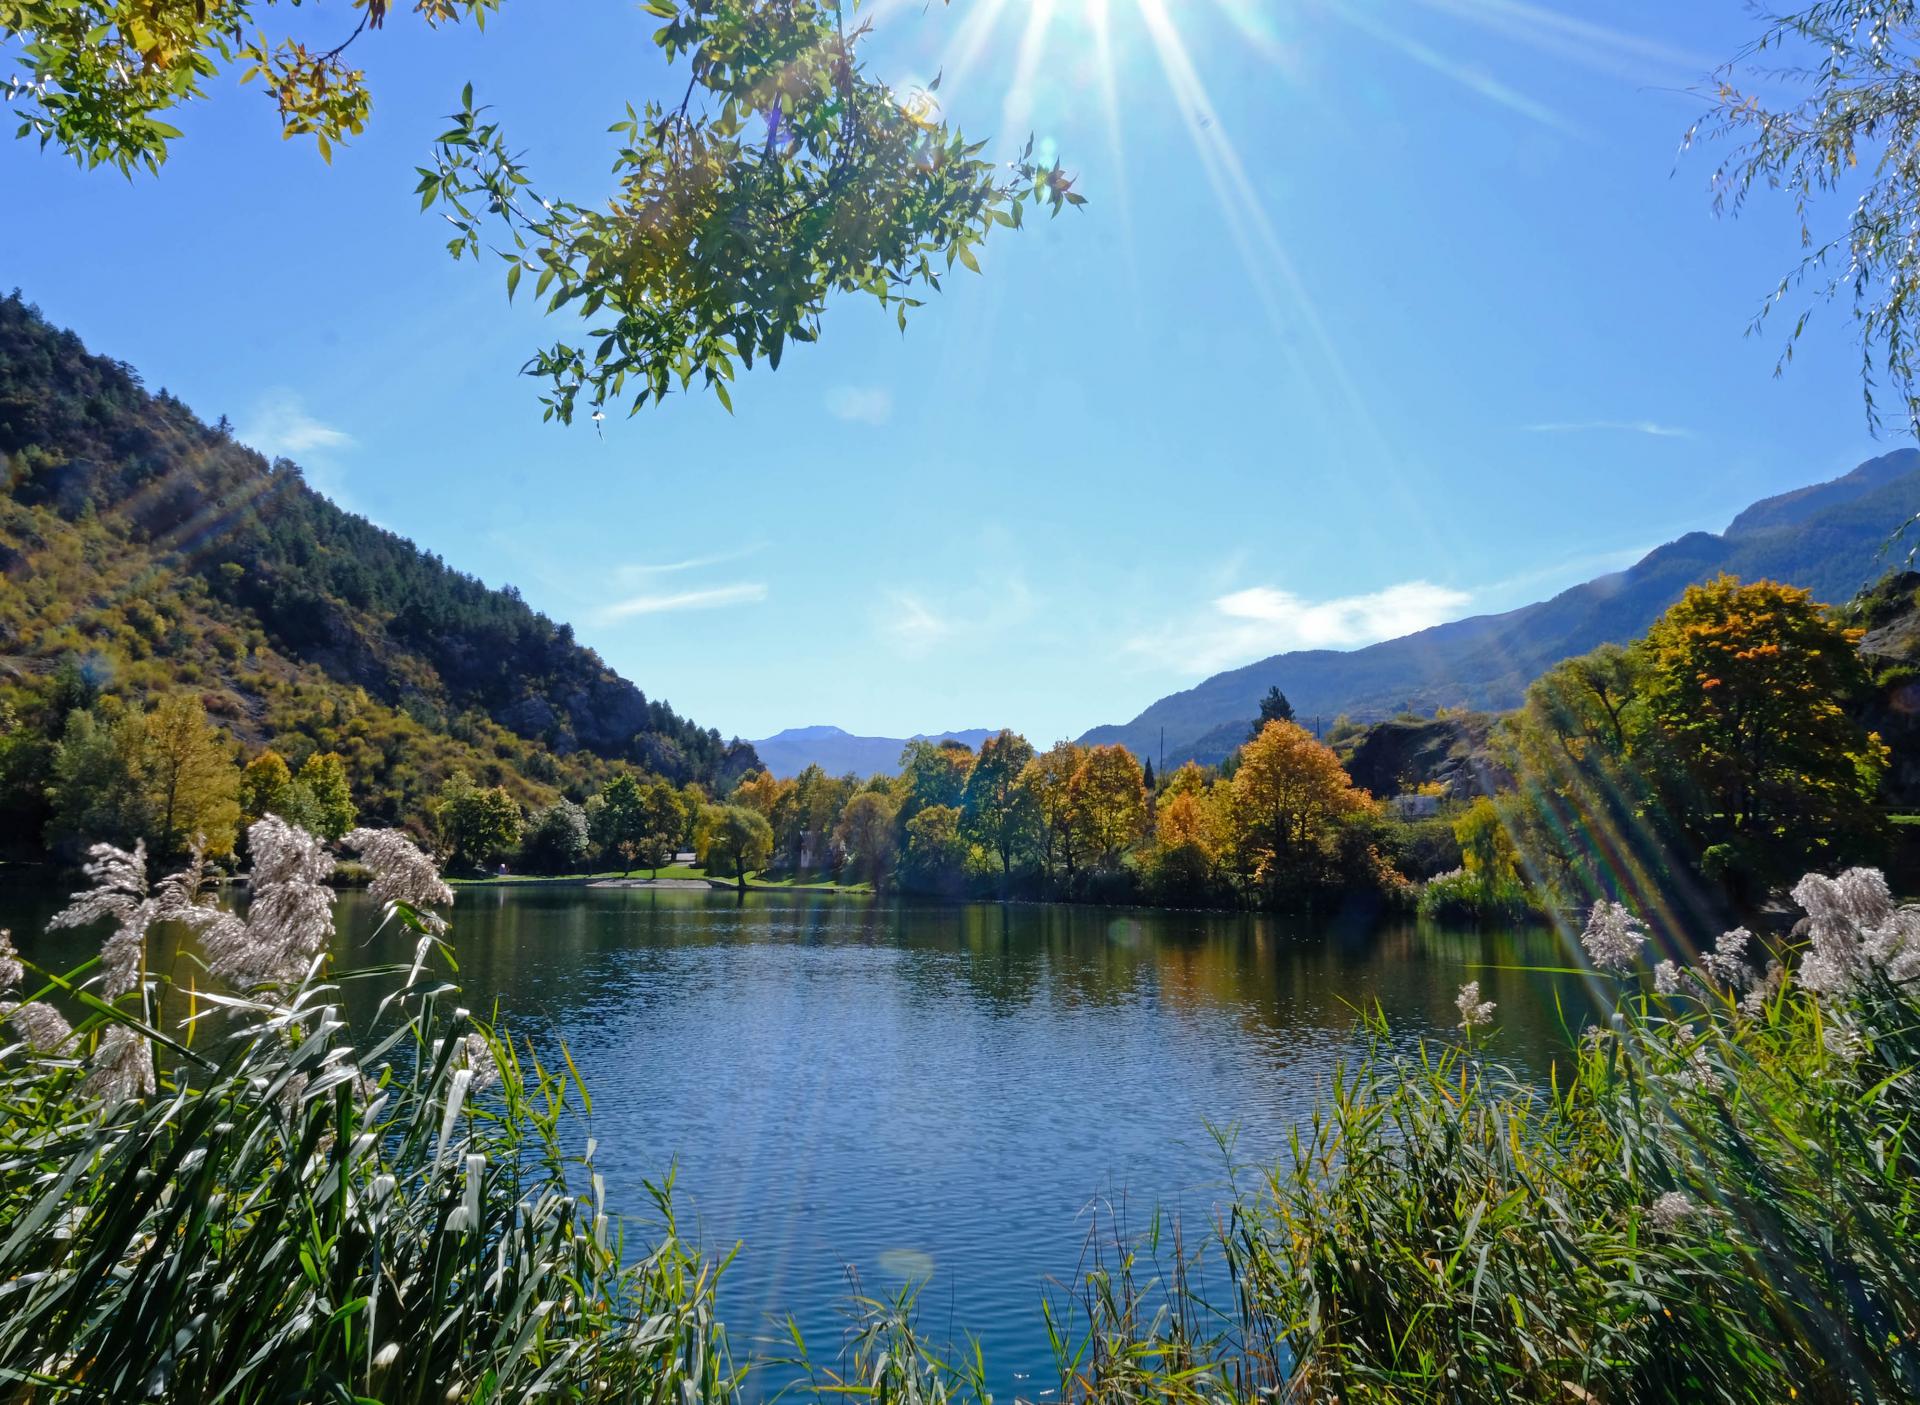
[2,884,1592,1395]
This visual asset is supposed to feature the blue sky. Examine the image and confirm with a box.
[0,0,1894,743]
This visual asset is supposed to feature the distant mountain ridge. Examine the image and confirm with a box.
[751,725,1000,778]
[1082,449,1920,766]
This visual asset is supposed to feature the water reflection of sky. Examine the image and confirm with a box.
[5,885,1593,1397]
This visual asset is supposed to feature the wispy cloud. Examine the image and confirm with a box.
[880,591,954,656]
[1128,580,1473,677]
[237,389,356,458]
[597,583,768,621]
[613,543,767,583]
[1523,419,1694,439]
[826,386,894,425]
[875,567,1037,660]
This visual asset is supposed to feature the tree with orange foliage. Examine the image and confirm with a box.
[1641,575,1886,891]
[1230,720,1372,899]
[732,769,787,819]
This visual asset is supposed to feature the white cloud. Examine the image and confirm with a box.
[880,590,953,656]
[1523,419,1693,439]
[826,386,893,425]
[613,543,766,582]
[597,583,768,621]
[237,389,356,458]
[1129,580,1473,676]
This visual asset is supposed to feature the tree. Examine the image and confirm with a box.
[1229,721,1372,899]
[961,730,1037,889]
[4,2,1078,420]
[637,779,691,877]
[1251,686,1295,739]
[522,800,591,875]
[897,739,973,829]
[594,773,651,875]
[1146,786,1230,905]
[436,771,523,871]
[1495,643,1684,913]
[899,804,969,896]
[46,703,153,853]
[238,751,294,824]
[1640,576,1887,893]
[143,693,240,856]
[1697,2,1920,435]
[293,751,356,840]
[834,790,899,887]
[694,804,772,892]
[732,770,786,820]
[1069,744,1147,870]
[1017,742,1085,883]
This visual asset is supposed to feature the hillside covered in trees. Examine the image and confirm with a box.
[0,293,757,859]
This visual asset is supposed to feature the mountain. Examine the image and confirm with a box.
[1083,449,1920,765]
[0,292,757,844]
[751,725,1000,778]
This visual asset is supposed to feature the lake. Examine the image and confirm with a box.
[2,883,1589,1396]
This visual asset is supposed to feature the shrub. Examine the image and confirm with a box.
[1416,865,1542,923]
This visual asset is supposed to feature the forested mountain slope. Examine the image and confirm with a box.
[1084,449,1920,762]
[0,293,755,846]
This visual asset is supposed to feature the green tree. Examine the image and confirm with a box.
[1,1,1082,420]
[900,803,969,896]
[694,803,772,892]
[522,800,591,875]
[1251,685,1295,739]
[46,702,152,853]
[834,790,898,887]
[293,750,356,840]
[896,738,973,830]
[637,779,691,878]
[437,770,523,871]
[593,773,650,875]
[961,729,1036,889]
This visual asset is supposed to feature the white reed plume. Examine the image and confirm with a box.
[203,817,336,989]
[0,999,74,1052]
[49,841,155,999]
[85,1023,155,1102]
[344,829,454,934]
[1792,868,1920,996]
[1581,900,1647,973]
[1455,980,1496,1029]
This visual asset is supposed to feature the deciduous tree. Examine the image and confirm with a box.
[2,1,1080,420]
[961,730,1036,887]
[695,803,773,892]
[1229,721,1371,899]
[1069,744,1147,870]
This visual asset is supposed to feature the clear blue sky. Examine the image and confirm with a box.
[1,0,1892,743]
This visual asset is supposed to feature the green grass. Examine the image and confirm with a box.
[450,863,875,894]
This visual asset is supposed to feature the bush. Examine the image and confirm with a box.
[1416,866,1542,923]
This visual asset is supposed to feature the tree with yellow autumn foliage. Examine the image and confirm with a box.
[1230,721,1373,901]
[1641,575,1887,892]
